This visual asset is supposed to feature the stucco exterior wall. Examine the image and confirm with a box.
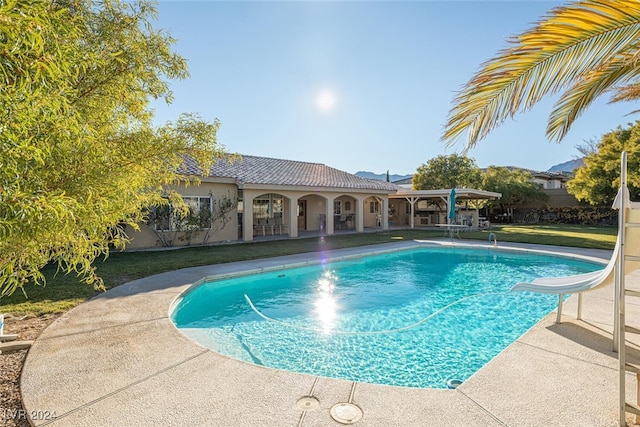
[533,177,567,190]
[125,182,239,249]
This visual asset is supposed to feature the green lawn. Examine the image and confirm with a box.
[464,224,617,249]
[0,225,617,316]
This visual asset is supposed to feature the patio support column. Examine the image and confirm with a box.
[382,197,389,230]
[405,196,418,229]
[355,197,364,232]
[473,199,480,228]
[288,195,298,238]
[326,196,335,235]
[243,193,255,242]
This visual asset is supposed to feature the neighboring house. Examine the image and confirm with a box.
[523,170,580,208]
[125,155,399,249]
[530,171,569,189]
[392,176,413,190]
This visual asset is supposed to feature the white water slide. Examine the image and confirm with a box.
[511,186,640,324]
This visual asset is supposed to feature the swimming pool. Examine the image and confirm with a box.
[171,246,602,389]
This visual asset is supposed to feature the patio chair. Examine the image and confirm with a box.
[346,214,355,229]
[265,218,277,235]
[273,216,288,235]
[253,218,267,236]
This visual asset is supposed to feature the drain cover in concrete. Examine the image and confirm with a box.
[296,395,320,411]
[330,402,363,424]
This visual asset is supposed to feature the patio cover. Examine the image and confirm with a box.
[389,188,502,229]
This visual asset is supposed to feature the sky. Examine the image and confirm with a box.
[151,0,637,176]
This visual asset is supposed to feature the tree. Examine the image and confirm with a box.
[481,167,548,210]
[0,0,225,296]
[412,154,482,190]
[568,121,640,205]
[575,138,600,158]
[442,1,640,150]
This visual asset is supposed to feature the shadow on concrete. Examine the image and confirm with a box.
[545,320,640,364]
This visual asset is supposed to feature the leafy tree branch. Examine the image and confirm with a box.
[0,0,225,296]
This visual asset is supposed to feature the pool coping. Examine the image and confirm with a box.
[19,239,640,426]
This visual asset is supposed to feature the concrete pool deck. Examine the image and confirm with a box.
[20,240,640,426]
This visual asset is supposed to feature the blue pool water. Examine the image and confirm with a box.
[171,247,602,389]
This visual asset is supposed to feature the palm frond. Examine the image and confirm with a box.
[610,80,640,102]
[442,0,640,150]
[548,50,640,140]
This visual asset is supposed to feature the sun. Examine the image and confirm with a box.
[316,90,336,112]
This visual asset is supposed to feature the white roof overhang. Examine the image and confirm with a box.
[390,188,501,200]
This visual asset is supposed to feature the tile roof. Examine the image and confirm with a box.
[185,154,398,191]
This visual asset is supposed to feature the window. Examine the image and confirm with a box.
[237,190,243,214]
[183,197,213,229]
[334,200,342,215]
[370,200,380,214]
[253,193,283,219]
[253,198,270,219]
[344,201,351,211]
[272,194,283,216]
[152,204,172,231]
[150,196,212,231]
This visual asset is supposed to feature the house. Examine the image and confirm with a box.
[530,171,569,189]
[125,154,504,249]
[125,155,399,249]
[391,176,413,190]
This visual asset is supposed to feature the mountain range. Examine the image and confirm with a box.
[355,158,584,182]
[354,171,413,182]
[547,158,584,173]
